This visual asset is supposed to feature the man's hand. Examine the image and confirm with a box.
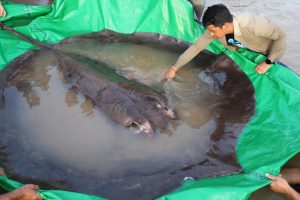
[164,66,177,80]
[0,168,42,200]
[0,3,6,18]
[266,173,292,194]
[255,61,271,74]
[266,173,300,200]
[0,184,42,200]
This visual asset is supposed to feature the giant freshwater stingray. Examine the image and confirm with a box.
[0,22,176,135]
[0,27,256,199]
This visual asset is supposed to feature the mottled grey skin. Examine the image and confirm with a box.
[56,53,176,135]
[0,22,176,135]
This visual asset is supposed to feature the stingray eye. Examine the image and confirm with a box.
[137,118,143,124]
[65,72,72,80]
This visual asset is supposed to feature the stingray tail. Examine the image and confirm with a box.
[0,22,53,50]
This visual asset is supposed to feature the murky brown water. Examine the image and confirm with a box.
[0,32,255,199]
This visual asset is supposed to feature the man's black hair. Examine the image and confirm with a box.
[202,4,233,28]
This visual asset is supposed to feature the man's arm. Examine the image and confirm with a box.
[174,31,213,70]
[251,15,287,62]
[165,30,213,79]
[173,30,213,70]
[249,15,287,74]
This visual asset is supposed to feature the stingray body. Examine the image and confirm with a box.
[0,25,256,200]
[0,22,176,135]
[56,53,175,134]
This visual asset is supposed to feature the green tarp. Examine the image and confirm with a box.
[1,0,300,199]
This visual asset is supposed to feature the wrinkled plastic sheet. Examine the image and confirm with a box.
[0,0,300,200]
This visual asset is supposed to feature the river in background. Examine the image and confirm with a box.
[207,0,300,199]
